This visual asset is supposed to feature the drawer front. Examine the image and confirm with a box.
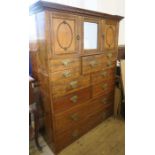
[92,79,115,97]
[91,67,115,84]
[82,54,107,74]
[88,92,114,115]
[53,87,91,113]
[55,105,113,152]
[86,105,114,131]
[50,57,80,72]
[105,51,117,61]
[54,102,90,134]
[52,75,90,98]
[50,68,80,83]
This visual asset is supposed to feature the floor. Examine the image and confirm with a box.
[30,116,125,155]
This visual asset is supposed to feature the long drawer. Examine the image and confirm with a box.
[51,75,90,98]
[53,87,91,113]
[91,66,115,84]
[55,105,113,152]
[82,54,107,74]
[49,57,80,72]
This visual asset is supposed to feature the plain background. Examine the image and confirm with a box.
[0,0,155,155]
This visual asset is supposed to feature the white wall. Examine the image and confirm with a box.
[29,0,125,45]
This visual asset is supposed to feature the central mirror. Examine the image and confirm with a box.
[84,22,98,50]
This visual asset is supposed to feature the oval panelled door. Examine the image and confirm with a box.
[52,15,77,55]
[105,25,116,49]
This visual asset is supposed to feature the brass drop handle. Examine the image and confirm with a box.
[62,59,72,66]
[101,83,108,90]
[76,35,80,40]
[63,70,71,78]
[90,60,97,67]
[107,53,113,58]
[70,95,78,103]
[101,71,107,77]
[70,81,78,89]
[107,61,112,67]
[101,98,107,104]
[72,130,79,139]
[69,113,79,121]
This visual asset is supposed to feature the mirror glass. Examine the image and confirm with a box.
[84,22,98,49]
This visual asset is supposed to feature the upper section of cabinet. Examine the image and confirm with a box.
[29,1,124,21]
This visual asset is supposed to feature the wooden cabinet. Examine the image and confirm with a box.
[29,1,123,154]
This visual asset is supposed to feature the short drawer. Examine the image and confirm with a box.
[49,57,80,72]
[91,67,115,84]
[92,79,115,97]
[52,75,90,98]
[88,92,114,115]
[53,87,91,113]
[105,51,117,61]
[50,67,80,83]
[54,102,90,134]
[82,54,107,74]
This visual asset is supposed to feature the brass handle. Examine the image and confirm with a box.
[107,61,112,67]
[101,98,107,104]
[107,53,113,58]
[63,70,71,78]
[70,95,78,103]
[62,59,72,66]
[76,35,80,40]
[69,113,79,121]
[90,60,97,67]
[72,130,79,139]
[101,83,108,90]
[101,71,107,77]
[70,81,78,89]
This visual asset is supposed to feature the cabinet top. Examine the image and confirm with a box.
[29,0,124,21]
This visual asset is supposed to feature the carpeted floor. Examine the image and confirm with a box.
[30,116,125,155]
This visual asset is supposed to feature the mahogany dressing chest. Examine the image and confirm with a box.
[29,1,123,153]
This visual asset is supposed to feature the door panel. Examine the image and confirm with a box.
[51,13,78,55]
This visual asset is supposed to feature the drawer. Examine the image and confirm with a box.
[50,67,80,83]
[82,54,107,74]
[52,75,90,98]
[91,67,115,84]
[54,102,90,134]
[92,79,115,97]
[86,105,114,131]
[105,51,117,61]
[88,92,114,115]
[55,105,113,152]
[53,87,91,113]
[49,57,80,72]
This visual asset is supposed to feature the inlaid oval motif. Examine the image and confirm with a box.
[57,21,73,50]
[106,26,115,48]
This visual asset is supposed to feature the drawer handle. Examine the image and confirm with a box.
[70,113,79,121]
[107,53,113,58]
[107,61,112,67]
[72,130,79,139]
[70,81,78,89]
[90,60,97,68]
[62,59,72,66]
[70,95,78,103]
[63,70,71,78]
[101,71,107,77]
[101,83,108,90]
[101,98,107,104]
[76,34,80,40]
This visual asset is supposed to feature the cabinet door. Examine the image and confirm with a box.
[102,20,118,50]
[51,13,79,55]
